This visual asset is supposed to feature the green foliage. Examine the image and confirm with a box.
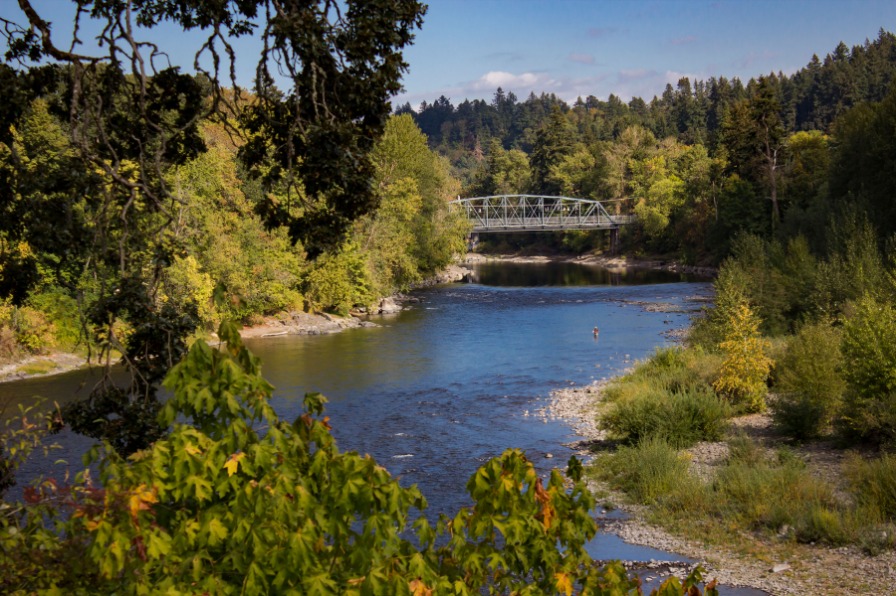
[168,133,305,324]
[0,299,55,356]
[688,263,750,350]
[713,302,772,412]
[771,321,846,440]
[840,295,896,445]
[815,213,886,316]
[598,437,690,505]
[25,288,81,351]
[303,241,375,315]
[602,385,730,449]
[474,141,532,195]
[361,115,469,294]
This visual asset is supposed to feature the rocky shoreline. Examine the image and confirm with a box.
[545,381,896,595]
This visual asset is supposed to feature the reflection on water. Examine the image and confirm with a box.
[468,261,696,287]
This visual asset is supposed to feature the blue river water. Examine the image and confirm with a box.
[1,261,767,594]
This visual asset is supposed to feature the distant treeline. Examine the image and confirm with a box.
[402,29,896,152]
[396,29,896,263]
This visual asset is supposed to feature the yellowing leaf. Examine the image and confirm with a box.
[184,443,201,456]
[555,572,573,596]
[128,484,157,523]
[534,477,554,530]
[224,452,245,476]
[409,579,432,596]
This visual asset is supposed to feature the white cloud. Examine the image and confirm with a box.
[395,65,714,109]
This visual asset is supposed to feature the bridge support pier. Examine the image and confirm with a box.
[609,228,619,254]
[467,232,479,252]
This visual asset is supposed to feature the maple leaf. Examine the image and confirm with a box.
[409,578,433,596]
[128,484,158,524]
[224,452,245,476]
[554,572,573,596]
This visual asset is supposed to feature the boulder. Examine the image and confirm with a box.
[378,297,402,314]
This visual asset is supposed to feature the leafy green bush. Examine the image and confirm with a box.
[0,303,55,355]
[598,437,690,505]
[794,505,852,546]
[303,241,375,315]
[26,287,82,351]
[603,347,721,402]
[602,386,730,448]
[772,322,846,440]
[840,295,896,445]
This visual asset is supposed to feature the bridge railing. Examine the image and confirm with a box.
[449,195,634,232]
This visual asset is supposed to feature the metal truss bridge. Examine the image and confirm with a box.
[449,195,634,233]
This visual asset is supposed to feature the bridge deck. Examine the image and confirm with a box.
[450,195,634,233]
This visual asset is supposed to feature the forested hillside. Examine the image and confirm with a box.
[405,29,896,261]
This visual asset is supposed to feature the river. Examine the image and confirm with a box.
[2,261,766,593]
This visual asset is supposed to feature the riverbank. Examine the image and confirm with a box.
[0,263,474,384]
[546,381,896,595]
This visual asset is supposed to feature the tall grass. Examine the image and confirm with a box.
[596,437,689,505]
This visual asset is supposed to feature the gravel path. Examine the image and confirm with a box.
[546,382,896,595]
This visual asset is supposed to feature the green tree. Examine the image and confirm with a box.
[529,107,577,195]
[2,0,427,453]
[713,301,772,412]
[840,295,896,445]
[474,139,531,196]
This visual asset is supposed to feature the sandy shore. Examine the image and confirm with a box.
[545,381,896,595]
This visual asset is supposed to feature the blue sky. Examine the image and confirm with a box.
[6,1,896,109]
[396,0,896,108]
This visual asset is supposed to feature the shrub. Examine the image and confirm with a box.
[794,505,852,546]
[304,241,375,315]
[772,322,846,440]
[839,295,896,445]
[713,301,772,412]
[845,453,896,520]
[26,288,82,351]
[713,444,841,535]
[602,386,730,448]
[598,437,690,505]
[0,305,56,355]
